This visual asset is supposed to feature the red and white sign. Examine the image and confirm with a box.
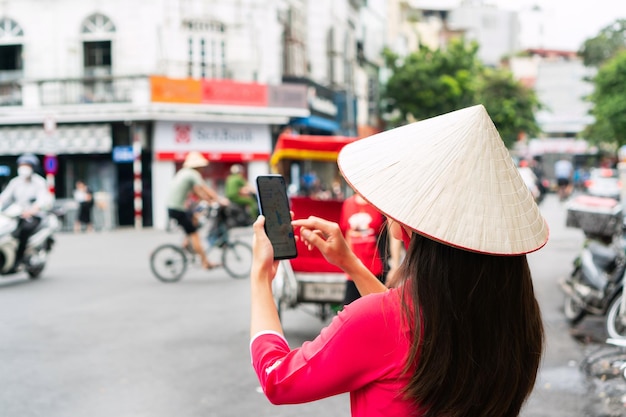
[154,121,271,162]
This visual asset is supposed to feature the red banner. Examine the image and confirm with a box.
[155,151,270,162]
[150,76,268,106]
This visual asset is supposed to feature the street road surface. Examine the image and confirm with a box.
[0,195,617,416]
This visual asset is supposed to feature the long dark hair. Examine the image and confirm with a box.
[397,233,544,417]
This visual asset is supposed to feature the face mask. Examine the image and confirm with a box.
[17,165,33,178]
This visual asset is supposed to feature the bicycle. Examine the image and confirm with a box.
[150,202,253,282]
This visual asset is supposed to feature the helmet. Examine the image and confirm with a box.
[17,153,40,168]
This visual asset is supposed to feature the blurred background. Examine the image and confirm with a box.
[0,0,625,230]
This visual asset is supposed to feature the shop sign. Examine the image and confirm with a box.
[0,124,112,155]
[282,76,338,118]
[150,76,268,106]
[154,121,271,162]
[112,146,135,163]
[268,84,308,109]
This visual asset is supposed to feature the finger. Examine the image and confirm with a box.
[299,226,327,249]
[292,216,336,235]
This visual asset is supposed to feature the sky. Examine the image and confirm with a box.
[487,0,626,50]
[419,0,626,51]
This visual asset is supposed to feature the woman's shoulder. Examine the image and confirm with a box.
[343,289,405,322]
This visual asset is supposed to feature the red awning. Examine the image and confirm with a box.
[270,134,359,168]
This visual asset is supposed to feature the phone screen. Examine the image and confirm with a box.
[256,175,298,260]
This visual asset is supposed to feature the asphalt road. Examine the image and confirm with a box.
[0,194,618,417]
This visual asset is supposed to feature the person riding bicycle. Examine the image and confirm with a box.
[0,153,53,272]
[225,164,258,221]
[166,151,229,270]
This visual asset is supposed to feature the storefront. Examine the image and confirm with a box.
[149,77,309,229]
[280,77,359,137]
[0,123,120,230]
[152,120,274,228]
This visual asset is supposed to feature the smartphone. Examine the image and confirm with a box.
[256,175,298,260]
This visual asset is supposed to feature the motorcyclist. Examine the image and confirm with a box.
[0,153,53,271]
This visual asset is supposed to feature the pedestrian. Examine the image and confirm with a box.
[554,157,574,201]
[249,105,548,417]
[73,180,94,232]
[166,151,229,270]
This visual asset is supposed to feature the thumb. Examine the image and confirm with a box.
[253,215,265,231]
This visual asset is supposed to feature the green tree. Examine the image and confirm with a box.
[579,19,626,67]
[382,39,541,149]
[382,39,482,124]
[584,50,626,148]
[478,69,541,148]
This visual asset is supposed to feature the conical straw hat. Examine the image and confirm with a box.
[337,105,549,255]
[183,151,209,168]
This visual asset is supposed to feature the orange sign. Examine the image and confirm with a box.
[150,76,202,103]
[150,76,268,106]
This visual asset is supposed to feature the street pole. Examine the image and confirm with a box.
[43,115,57,195]
[132,123,143,229]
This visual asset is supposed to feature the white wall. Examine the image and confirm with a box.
[152,160,176,230]
[1,0,286,84]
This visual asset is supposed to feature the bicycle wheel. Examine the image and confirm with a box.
[150,244,188,283]
[581,346,626,381]
[221,240,252,279]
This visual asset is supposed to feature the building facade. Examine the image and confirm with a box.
[0,0,383,230]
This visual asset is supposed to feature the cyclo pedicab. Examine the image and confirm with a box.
[269,132,360,322]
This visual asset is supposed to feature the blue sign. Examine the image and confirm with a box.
[113,146,135,163]
[43,155,58,175]
[0,165,10,176]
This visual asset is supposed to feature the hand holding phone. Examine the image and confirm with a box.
[256,175,298,260]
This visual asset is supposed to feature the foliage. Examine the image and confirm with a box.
[584,50,626,148]
[382,39,482,123]
[381,39,541,149]
[478,69,541,148]
[579,19,626,67]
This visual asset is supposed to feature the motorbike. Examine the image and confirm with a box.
[0,204,60,279]
[559,195,626,338]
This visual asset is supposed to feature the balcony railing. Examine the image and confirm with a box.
[0,75,148,107]
[38,76,145,106]
[0,81,22,106]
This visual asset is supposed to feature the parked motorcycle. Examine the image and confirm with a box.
[0,204,60,279]
[559,195,626,338]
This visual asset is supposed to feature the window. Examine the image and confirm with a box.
[80,13,116,101]
[84,41,111,68]
[183,19,227,79]
[80,13,115,75]
[0,44,21,71]
[0,18,24,76]
[81,13,116,35]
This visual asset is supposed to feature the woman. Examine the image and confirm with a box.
[249,105,549,416]
[74,180,94,232]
